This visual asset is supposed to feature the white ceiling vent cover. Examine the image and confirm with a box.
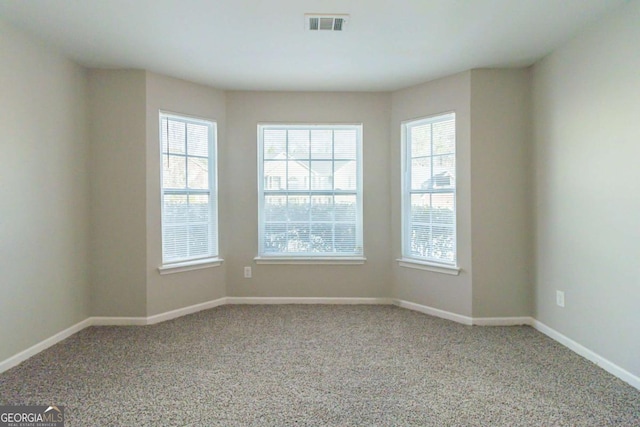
[305,14,349,32]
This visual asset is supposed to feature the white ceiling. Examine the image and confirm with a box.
[0,0,624,91]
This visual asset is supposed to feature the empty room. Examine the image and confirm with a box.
[1,0,639,425]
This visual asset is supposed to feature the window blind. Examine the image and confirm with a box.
[258,124,363,257]
[160,113,218,264]
[403,113,456,265]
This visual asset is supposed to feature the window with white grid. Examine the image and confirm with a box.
[160,113,218,264]
[402,113,456,265]
[258,124,363,258]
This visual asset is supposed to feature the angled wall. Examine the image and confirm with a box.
[145,72,227,316]
[390,72,474,316]
[470,69,533,318]
[88,69,147,317]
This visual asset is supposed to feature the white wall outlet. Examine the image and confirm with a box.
[556,290,565,307]
[244,266,252,278]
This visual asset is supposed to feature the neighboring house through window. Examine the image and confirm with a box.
[402,113,456,266]
[160,112,218,265]
[258,124,363,258]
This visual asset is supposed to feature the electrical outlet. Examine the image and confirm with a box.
[244,266,252,278]
[556,290,565,308]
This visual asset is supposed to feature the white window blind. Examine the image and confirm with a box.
[258,124,363,257]
[160,113,218,264]
[402,113,456,265]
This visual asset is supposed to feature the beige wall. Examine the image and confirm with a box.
[470,69,532,317]
[88,69,147,317]
[532,1,640,377]
[390,72,473,316]
[145,72,227,316]
[225,91,392,297]
[0,21,90,360]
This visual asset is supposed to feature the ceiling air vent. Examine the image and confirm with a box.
[305,14,349,32]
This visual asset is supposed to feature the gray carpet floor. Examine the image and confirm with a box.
[0,305,638,426]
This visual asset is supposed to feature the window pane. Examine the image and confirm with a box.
[334,130,356,159]
[287,160,309,190]
[410,224,431,259]
[188,194,209,223]
[411,158,431,190]
[163,194,188,224]
[432,226,455,262]
[335,195,356,222]
[265,195,286,222]
[264,161,286,190]
[410,194,431,225]
[311,129,333,159]
[310,223,333,252]
[288,195,310,221]
[310,161,333,190]
[335,224,356,253]
[187,123,209,157]
[431,154,455,190]
[431,193,455,226]
[311,195,333,221]
[163,225,188,261]
[264,223,287,253]
[433,119,455,155]
[288,129,310,159]
[334,160,356,190]
[187,157,209,189]
[411,124,431,157]
[189,224,209,257]
[287,223,310,252]
[162,119,186,154]
[264,129,286,160]
[163,155,186,189]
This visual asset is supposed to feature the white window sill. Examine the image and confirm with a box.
[397,258,460,275]
[158,257,224,275]
[254,256,366,265]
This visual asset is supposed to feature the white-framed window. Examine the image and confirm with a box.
[402,112,456,266]
[257,124,363,259]
[160,112,218,265]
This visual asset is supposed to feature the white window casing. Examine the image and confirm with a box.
[257,124,364,260]
[159,112,219,269]
[400,112,458,271]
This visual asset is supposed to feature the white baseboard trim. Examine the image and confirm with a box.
[90,297,229,326]
[226,297,392,305]
[473,316,534,326]
[532,320,640,391]
[0,318,92,374]
[91,316,147,326]
[146,297,228,324]
[392,300,534,327]
[393,299,474,325]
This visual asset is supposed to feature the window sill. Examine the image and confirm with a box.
[254,256,366,265]
[397,258,460,275]
[158,257,224,275]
